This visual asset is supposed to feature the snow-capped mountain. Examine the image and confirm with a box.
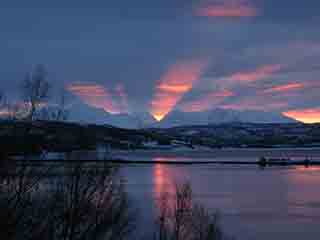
[67,102,297,129]
[208,109,297,124]
[68,102,156,128]
[155,109,297,128]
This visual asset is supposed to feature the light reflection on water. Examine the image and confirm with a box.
[120,149,320,240]
[152,158,188,213]
[286,166,320,223]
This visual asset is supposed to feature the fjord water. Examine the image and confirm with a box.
[118,149,320,240]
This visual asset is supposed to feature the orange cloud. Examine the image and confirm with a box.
[228,64,282,83]
[195,0,258,17]
[67,83,120,113]
[180,89,234,112]
[263,83,305,94]
[283,108,320,124]
[150,59,208,121]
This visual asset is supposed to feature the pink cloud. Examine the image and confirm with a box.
[177,63,284,113]
[263,83,305,94]
[228,64,282,83]
[67,83,120,114]
[67,82,131,114]
[195,0,258,17]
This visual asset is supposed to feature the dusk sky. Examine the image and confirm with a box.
[1,0,320,123]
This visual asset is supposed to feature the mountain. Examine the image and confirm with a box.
[68,102,157,128]
[0,101,299,129]
[68,102,297,128]
[207,109,297,124]
[155,111,210,128]
[68,103,113,125]
[155,108,298,128]
[130,112,158,128]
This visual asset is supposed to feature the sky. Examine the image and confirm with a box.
[0,0,320,123]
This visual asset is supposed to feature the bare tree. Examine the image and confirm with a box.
[0,90,3,106]
[155,183,193,240]
[22,64,50,121]
[0,162,136,240]
[191,205,223,240]
[0,92,15,120]
[0,161,50,239]
[6,102,23,120]
[0,91,6,119]
[153,182,226,240]
[32,88,70,121]
[56,90,69,121]
[49,89,69,121]
[0,90,7,112]
[0,90,25,120]
[34,164,136,240]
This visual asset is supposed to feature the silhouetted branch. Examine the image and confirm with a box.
[22,64,50,121]
[0,162,136,240]
[153,182,227,240]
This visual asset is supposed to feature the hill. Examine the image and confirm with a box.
[1,120,320,159]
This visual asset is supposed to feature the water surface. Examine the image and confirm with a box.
[119,149,320,240]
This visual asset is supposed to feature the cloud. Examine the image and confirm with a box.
[67,83,121,114]
[195,0,259,17]
[220,92,289,111]
[283,108,320,123]
[222,101,288,111]
[67,82,130,114]
[263,83,305,94]
[178,63,285,113]
[179,89,234,112]
[150,58,209,121]
[227,64,283,83]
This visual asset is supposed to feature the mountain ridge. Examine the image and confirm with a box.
[68,102,299,128]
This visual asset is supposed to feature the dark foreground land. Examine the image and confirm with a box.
[1,120,320,159]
